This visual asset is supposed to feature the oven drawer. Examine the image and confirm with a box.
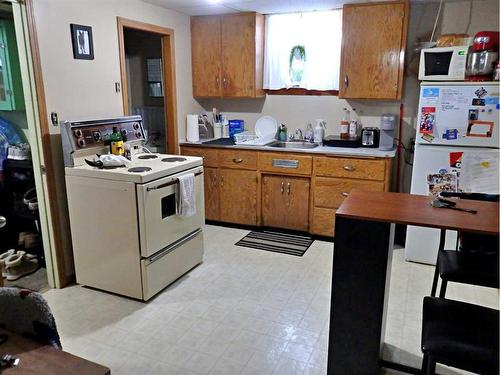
[136,166,205,258]
[141,229,204,300]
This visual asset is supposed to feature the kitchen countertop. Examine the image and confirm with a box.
[180,139,397,158]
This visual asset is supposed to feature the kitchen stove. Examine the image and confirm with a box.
[62,116,205,300]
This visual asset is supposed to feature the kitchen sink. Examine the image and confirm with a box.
[267,141,319,149]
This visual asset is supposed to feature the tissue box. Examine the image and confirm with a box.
[229,120,245,139]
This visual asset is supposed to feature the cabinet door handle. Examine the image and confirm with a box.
[341,192,349,197]
[216,76,220,88]
[232,158,243,163]
[343,165,355,172]
[222,77,228,89]
[220,176,224,187]
[212,175,218,187]
[287,182,291,195]
[280,181,284,194]
[344,74,349,89]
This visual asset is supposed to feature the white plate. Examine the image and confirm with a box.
[255,116,278,139]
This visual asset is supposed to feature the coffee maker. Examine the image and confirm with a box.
[466,31,499,81]
[379,115,396,151]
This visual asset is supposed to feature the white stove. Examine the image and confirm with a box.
[62,116,205,300]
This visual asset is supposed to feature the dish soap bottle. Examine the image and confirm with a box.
[340,108,350,139]
[110,127,124,156]
[314,119,326,144]
[279,124,287,141]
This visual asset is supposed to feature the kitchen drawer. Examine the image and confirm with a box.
[314,156,386,181]
[218,149,257,170]
[180,147,218,167]
[314,177,384,209]
[141,229,204,300]
[259,152,312,176]
[311,207,336,237]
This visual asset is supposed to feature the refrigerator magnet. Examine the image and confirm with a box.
[419,107,435,134]
[466,121,494,138]
[449,152,463,168]
[421,133,435,143]
[442,129,459,140]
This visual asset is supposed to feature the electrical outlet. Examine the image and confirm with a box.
[51,112,58,126]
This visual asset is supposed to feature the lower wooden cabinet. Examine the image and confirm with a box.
[219,169,258,225]
[262,175,310,231]
[314,177,385,209]
[181,145,392,237]
[311,207,336,237]
[204,167,220,221]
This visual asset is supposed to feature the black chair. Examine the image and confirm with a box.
[421,296,499,375]
[430,193,499,298]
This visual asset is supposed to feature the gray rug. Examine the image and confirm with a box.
[235,230,313,256]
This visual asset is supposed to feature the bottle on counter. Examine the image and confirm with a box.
[222,115,229,138]
[110,127,124,156]
[314,119,327,144]
[305,123,314,141]
[279,124,288,141]
[340,108,350,139]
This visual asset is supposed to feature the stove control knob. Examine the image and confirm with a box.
[135,131,142,138]
[133,122,140,130]
[74,129,83,138]
[121,129,128,137]
[92,131,102,141]
[77,138,86,148]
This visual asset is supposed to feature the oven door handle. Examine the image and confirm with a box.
[146,171,203,191]
[146,229,202,264]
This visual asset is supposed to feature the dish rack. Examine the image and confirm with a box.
[234,131,275,146]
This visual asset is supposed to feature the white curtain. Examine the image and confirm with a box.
[263,10,342,91]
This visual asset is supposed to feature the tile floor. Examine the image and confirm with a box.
[43,225,499,375]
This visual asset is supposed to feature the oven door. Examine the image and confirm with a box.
[136,166,204,257]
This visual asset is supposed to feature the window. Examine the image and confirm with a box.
[263,10,342,93]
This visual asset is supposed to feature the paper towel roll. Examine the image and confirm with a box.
[186,114,199,142]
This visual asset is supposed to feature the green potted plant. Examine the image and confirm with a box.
[289,45,306,86]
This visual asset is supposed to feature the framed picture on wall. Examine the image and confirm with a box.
[70,24,94,60]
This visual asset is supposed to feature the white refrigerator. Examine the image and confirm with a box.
[405,82,500,264]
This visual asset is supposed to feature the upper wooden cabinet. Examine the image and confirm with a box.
[191,13,265,98]
[339,1,409,100]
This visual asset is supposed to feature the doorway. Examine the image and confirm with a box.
[0,2,50,291]
[117,18,178,154]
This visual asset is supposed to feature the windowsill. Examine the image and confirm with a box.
[265,88,339,96]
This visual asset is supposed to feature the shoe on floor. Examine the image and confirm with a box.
[4,251,38,281]
[0,249,15,278]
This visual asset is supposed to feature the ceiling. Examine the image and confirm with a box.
[142,0,421,16]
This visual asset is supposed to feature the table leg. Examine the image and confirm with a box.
[327,216,394,374]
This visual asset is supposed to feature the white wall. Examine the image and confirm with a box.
[34,0,202,138]
[441,0,499,35]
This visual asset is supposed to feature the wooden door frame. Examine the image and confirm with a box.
[25,0,67,287]
[117,17,178,154]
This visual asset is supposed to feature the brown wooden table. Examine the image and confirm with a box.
[0,329,110,374]
[327,190,499,374]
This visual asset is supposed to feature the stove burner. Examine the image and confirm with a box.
[138,154,158,160]
[128,167,152,173]
[162,157,187,162]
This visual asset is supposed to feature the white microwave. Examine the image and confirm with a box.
[418,46,468,81]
